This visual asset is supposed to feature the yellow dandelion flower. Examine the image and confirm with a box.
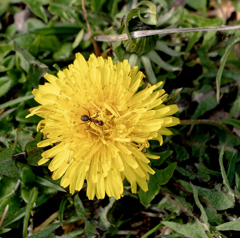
[27,53,179,200]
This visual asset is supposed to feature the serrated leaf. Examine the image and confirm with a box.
[180,180,235,210]
[99,197,115,230]
[140,162,177,206]
[162,219,209,238]
[219,146,236,197]
[191,95,217,119]
[191,183,209,230]
[74,194,95,236]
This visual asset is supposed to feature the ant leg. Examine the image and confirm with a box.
[75,122,89,128]
[92,113,99,119]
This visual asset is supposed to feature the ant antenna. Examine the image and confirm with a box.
[77,103,90,117]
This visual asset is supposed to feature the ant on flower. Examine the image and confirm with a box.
[78,105,104,128]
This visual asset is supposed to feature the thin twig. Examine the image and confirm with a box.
[180,119,232,132]
[94,24,240,42]
[81,0,91,36]
[0,205,9,229]
[81,0,100,56]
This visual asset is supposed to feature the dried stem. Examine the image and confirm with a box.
[94,24,240,42]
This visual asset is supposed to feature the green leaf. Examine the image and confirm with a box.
[29,223,61,238]
[0,44,13,60]
[1,206,26,228]
[0,107,17,120]
[25,136,43,166]
[5,24,17,37]
[136,1,158,25]
[56,229,84,238]
[162,219,209,238]
[74,194,87,221]
[155,41,182,57]
[0,176,18,203]
[230,96,240,117]
[16,110,41,124]
[191,183,209,230]
[216,218,240,231]
[205,207,223,227]
[0,193,21,221]
[220,118,240,130]
[187,0,207,17]
[14,41,48,69]
[140,162,177,206]
[21,167,35,185]
[0,228,11,235]
[227,152,237,186]
[74,194,95,236]
[48,1,77,23]
[142,213,175,238]
[59,196,69,223]
[35,176,66,193]
[147,50,182,72]
[219,145,236,197]
[29,25,82,36]
[23,187,38,238]
[23,0,48,23]
[216,37,240,102]
[0,94,34,110]
[140,55,157,84]
[0,76,14,97]
[99,197,115,230]
[0,55,15,72]
[195,163,221,178]
[150,150,173,166]
[72,29,84,49]
[53,43,72,60]
[191,95,218,119]
[196,47,215,70]
[185,31,202,52]
[180,180,235,210]
[172,143,189,161]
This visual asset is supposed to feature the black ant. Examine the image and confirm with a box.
[78,105,104,128]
